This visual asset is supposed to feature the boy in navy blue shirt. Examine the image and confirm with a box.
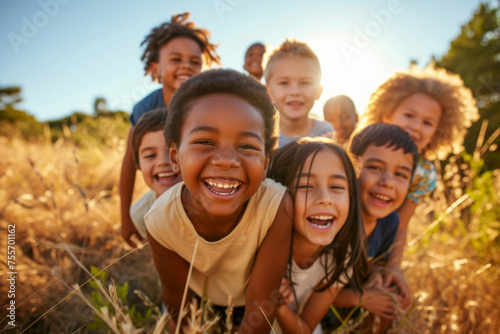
[328,124,418,332]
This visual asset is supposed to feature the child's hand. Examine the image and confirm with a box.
[365,269,383,289]
[121,215,143,248]
[278,277,294,306]
[382,267,411,309]
[361,287,400,320]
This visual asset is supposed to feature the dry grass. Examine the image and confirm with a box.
[0,125,498,333]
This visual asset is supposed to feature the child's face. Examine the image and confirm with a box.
[382,93,442,152]
[266,56,322,123]
[244,45,265,79]
[293,149,350,247]
[138,130,182,197]
[324,106,358,143]
[357,144,413,221]
[149,37,203,95]
[170,94,269,218]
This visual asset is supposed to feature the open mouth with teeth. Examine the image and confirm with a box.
[370,192,392,207]
[175,74,192,81]
[307,215,336,230]
[156,171,178,184]
[204,178,242,196]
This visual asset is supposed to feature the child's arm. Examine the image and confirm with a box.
[390,198,417,268]
[147,228,190,331]
[240,192,293,333]
[383,198,416,307]
[276,285,343,334]
[120,128,141,247]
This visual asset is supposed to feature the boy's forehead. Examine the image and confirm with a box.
[361,143,414,166]
[140,130,166,147]
[246,44,265,55]
[269,55,321,78]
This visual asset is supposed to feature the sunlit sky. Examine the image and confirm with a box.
[0,0,489,122]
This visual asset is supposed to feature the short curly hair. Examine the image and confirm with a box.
[360,64,479,160]
[132,108,167,169]
[164,68,279,154]
[140,12,221,77]
[263,39,321,82]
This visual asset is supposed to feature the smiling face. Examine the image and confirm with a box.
[149,37,203,101]
[357,144,414,224]
[138,130,182,197]
[292,148,350,248]
[266,56,322,123]
[382,93,442,152]
[243,44,265,79]
[170,93,269,219]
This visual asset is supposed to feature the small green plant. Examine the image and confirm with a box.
[86,266,153,331]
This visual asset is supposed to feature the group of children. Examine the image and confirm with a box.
[119,12,479,334]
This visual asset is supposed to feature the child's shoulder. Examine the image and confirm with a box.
[145,181,183,218]
[130,88,165,125]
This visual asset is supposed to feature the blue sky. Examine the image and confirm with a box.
[0,0,489,121]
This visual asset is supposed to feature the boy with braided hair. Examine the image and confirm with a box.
[120,13,220,247]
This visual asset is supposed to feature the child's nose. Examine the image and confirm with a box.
[378,171,395,188]
[315,186,334,205]
[180,59,193,69]
[212,147,241,168]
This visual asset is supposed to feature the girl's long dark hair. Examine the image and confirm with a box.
[268,137,367,294]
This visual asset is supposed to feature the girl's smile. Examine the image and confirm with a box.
[293,148,350,249]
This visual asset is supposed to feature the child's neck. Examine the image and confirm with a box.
[162,88,175,108]
[361,211,378,238]
[181,187,247,242]
[280,116,314,138]
[292,237,323,269]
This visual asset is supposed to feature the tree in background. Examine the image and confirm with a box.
[436,1,500,170]
[0,86,44,138]
[94,97,108,116]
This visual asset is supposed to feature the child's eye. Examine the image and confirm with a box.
[297,185,312,190]
[194,140,214,146]
[191,59,202,65]
[403,112,414,118]
[330,185,346,191]
[366,165,382,172]
[144,154,156,159]
[239,144,261,151]
[170,57,181,62]
[396,172,410,180]
[278,81,288,85]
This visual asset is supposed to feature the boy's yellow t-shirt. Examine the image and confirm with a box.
[145,178,286,306]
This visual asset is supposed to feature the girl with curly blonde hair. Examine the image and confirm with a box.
[356,64,479,294]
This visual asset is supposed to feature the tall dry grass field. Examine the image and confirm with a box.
[0,126,498,333]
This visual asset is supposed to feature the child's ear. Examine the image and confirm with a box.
[381,113,391,123]
[169,144,181,174]
[262,155,271,180]
[148,62,159,82]
[315,85,323,100]
[266,85,275,103]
